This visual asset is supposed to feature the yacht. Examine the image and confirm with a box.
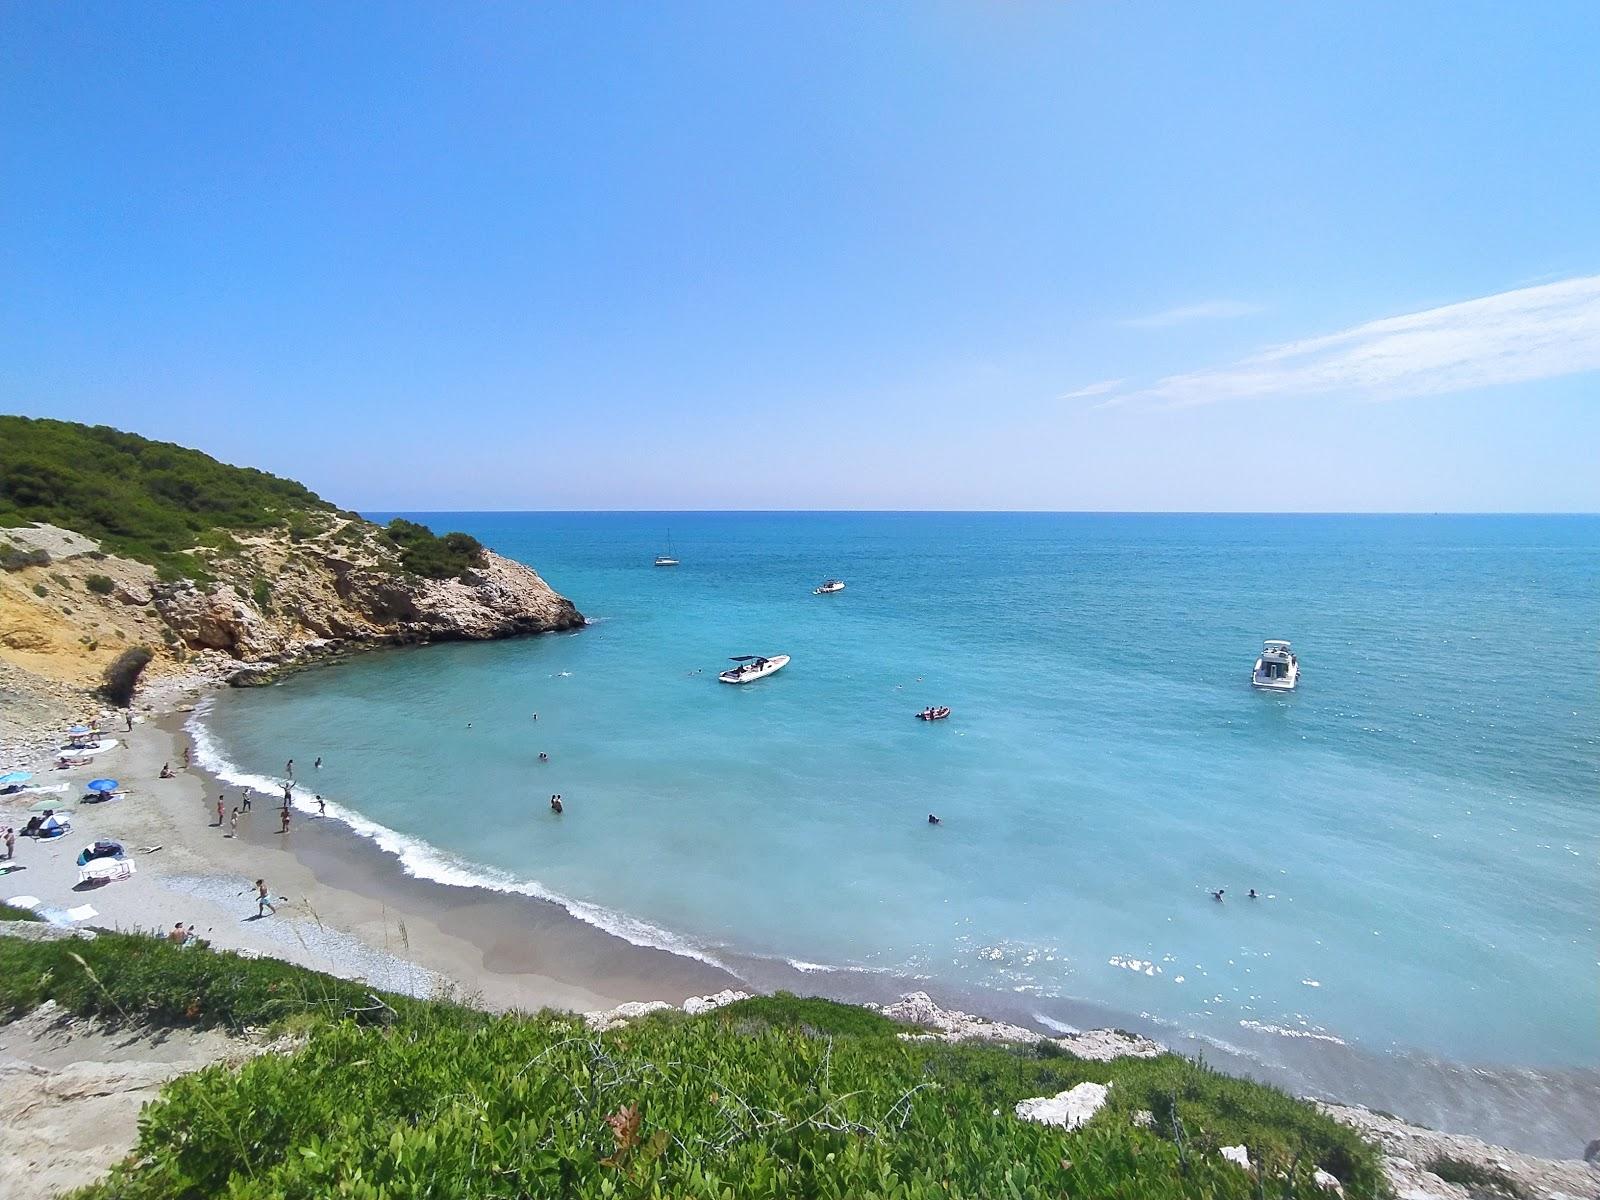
[654,532,679,567]
[719,654,790,684]
[1251,640,1299,691]
[813,579,845,594]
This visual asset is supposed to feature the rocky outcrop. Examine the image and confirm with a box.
[153,547,582,665]
[1015,1081,1111,1130]
[872,990,1165,1060]
[583,990,751,1032]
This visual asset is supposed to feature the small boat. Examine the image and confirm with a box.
[915,706,951,721]
[1251,640,1299,691]
[813,579,845,594]
[719,654,790,684]
[654,531,679,567]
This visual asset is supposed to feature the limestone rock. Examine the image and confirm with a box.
[682,989,750,1016]
[583,1001,675,1032]
[1314,1167,1344,1193]
[1221,1145,1253,1171]
[1014,1082,1110,1131]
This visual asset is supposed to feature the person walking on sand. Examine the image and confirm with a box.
[279,807,291,834]
[228,808,239,838]
[254,879,275,917]
[183,745,191,767]
[216,797,225,827]
[316,794,325,817]
[124,710,133,732]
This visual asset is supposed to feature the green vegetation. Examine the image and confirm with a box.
[385,517,486,580]
[84,572,115,595]
[0,416,331,578]
[0,903,42,922]
[1426,1156,1524,1198]
[0,539,51,570]
[100,645,154,706]
[251,574,273,613]
[0,935,1383,1200]
[0,417,489,583]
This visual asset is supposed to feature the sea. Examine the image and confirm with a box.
[192,512,1600,1152]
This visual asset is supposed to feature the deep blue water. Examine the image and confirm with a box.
[198,513,1599,1071]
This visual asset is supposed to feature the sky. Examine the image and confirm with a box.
[3,2,1598,512]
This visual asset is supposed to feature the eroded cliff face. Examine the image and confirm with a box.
[0,520,583,693]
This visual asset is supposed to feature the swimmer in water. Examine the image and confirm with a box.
[1247,888,1258,899]
[927,813,941,825]
[1211,889,1225,902]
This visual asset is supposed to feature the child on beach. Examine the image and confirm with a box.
[228,808,239,838]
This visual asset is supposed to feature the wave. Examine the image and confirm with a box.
[185,701,728,969]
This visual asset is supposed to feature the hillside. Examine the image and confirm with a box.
[0,930,1385,1200]
[0,417,581,748]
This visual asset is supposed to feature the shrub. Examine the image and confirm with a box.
[100,645,154,706]
[1427,1156,1524,1198]
[384,518,485,580]
[50,571,73,589]
[1,542,50,571]
[251,576,273,613]
[0,902,41,922]
[84,573,115,595]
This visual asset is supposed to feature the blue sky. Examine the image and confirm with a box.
[3,3,1598,511]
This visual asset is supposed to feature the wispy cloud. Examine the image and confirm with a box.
[1120,300,1262,328]
[1085,275,1600,409]
[1056,378,1124,400]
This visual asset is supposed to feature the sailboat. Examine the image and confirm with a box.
[654,532,679,567]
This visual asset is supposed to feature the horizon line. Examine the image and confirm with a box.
[355,507,1600,517]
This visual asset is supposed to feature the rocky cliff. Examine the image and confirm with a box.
[0,517,583,697]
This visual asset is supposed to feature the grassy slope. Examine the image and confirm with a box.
[0,416,483,581]
[0,932,1384,1199]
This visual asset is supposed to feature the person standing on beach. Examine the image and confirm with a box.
[216,797,225,826]
[279,807,291,834]
[254,879,275,916]
[3,825,13,860]
[228,808,239,838]
[183,745,191,768]
[241,791,251,813]
[316,795,325,817]
[124,710,133,732]
[281,782,292,807]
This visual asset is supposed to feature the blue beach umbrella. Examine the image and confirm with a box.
[0,771,31,786]
[87,778,119,794]
[67,725,92,735]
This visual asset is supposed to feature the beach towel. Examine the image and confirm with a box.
[5,895,41,909]
[65,904,98,922]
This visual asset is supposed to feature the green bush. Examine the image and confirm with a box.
[100,646,154,706]
[0,416,333,575]
[0,902,41,922]
[31,582,47,597]
[1426,1156,1524,1198]
[0,934,1387,1200]
[84,573,115,595]
[384,518,485,580]
[251,575,273,613]
[1,541,51,571]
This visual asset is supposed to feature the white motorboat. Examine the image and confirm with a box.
[813,579,845,594]
[1251,640,1299,691]
[654,532,679,567]
[718,654,790,684]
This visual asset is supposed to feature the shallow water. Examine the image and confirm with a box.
[197,514,1598,1096]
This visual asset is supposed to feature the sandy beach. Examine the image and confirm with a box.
[1,680,735,1015]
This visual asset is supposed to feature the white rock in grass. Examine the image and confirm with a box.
[1014,1081,1110,1131]
[582,1000,674,1031]
[1220,1144,1253,1171]
[1313,1168,1344,1193]
[682,989,750,1015]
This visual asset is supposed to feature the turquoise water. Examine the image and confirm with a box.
[198,513,1598,1073]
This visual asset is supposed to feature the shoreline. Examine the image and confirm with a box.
[5,666,1597,1162]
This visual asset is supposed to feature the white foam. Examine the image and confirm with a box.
[1033,1013,1082,1035]
[1239,1019,1346,1046]
[186,703,728,969]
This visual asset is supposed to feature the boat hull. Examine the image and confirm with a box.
[719,654,791,684]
